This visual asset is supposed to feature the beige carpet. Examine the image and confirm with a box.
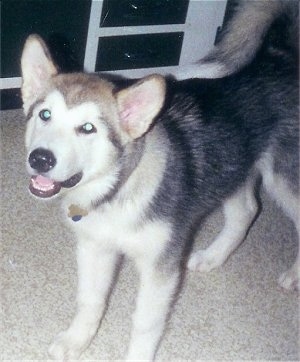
[1,109,299,360]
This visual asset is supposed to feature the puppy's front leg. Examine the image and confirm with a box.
[49,242,119,360]
[127,262,180,361]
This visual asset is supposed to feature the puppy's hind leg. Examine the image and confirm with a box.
[274,182,299,291]
[188,177,258,272]
[261,166,300,290]
[278,249,300,291]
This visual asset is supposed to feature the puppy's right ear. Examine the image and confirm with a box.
[21,34,58,113]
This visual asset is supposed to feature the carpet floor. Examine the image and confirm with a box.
[1,109,299,360]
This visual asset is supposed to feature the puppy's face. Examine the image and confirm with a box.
[24,73,122,199]
[21,35,166,199]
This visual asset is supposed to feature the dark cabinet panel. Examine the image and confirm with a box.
[100,0,189,27]
[96,32,184,71]
[1,0,91,78]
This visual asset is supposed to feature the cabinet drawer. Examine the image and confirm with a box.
[95,32,184,71]
[100,0,189,27]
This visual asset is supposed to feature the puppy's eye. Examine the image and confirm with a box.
[39,109,51,121]
[78,122,97,134]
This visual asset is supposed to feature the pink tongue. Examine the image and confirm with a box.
[35,175,55,187]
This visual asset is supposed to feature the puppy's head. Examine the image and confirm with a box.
[21,35,166,199]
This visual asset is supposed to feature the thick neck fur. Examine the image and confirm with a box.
[91,137,146,209]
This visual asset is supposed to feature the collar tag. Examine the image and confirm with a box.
[68,204,88,222]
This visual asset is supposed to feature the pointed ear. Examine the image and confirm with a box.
[21,34,58,113]
[116,75,166,139]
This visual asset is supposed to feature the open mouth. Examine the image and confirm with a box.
[29,172,83,198]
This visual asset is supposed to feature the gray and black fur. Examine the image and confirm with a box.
[175,0,299,79]
[203,0,299,74]
[148,23,299,263]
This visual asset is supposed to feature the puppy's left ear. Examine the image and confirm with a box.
[116,75,166,139]
[21,34,58,113]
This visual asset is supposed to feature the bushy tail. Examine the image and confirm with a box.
[175,0,298,80]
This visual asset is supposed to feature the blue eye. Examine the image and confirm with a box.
[78,123,97,134]
[39,109,51,121]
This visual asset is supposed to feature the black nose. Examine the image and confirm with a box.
[28,148,57,173]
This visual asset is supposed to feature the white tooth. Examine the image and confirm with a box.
[32,179,55,191]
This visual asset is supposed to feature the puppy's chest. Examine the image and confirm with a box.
[67,200,139,236]
[63,199,170,257]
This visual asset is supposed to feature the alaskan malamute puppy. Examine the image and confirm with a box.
[21,1,298,360]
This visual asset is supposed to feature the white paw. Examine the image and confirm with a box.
[187,250,224,272]
[48,330,88,360]
[278,269,299,291]
[126,350,154,361]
